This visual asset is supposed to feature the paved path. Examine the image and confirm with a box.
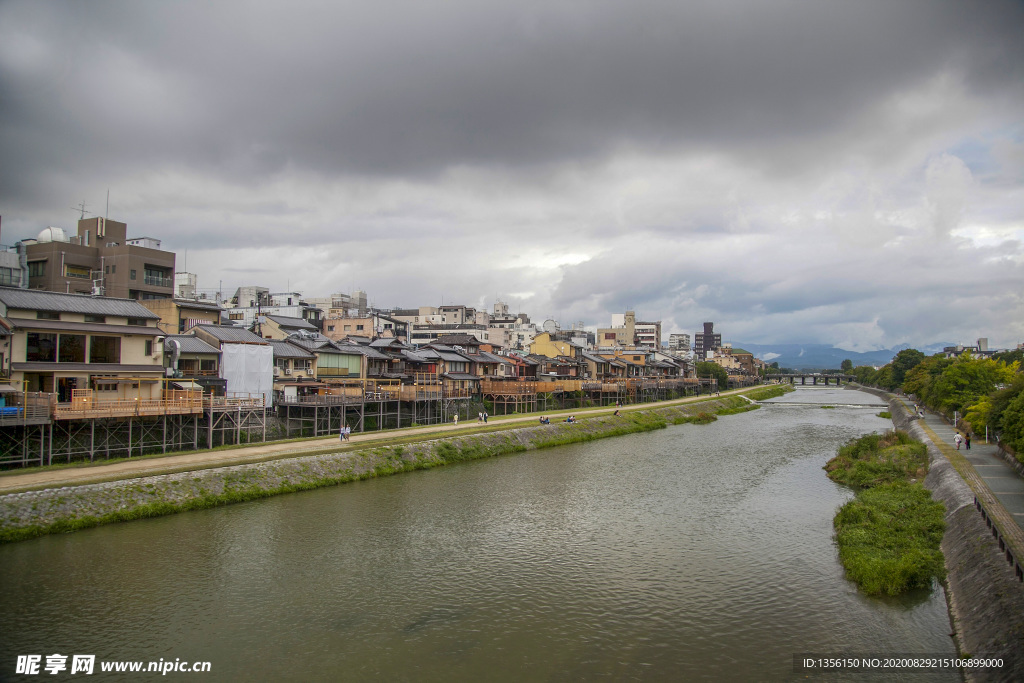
[896,396,1024,533]
[0,388,746,494]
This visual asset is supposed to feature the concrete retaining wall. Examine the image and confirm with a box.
[855,384,1024,680]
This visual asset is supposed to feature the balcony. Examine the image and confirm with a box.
[144,275,173,287]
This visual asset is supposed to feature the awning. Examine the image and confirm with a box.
[0,384,20,393]
[170,381,204,390]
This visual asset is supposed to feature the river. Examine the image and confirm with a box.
[0,387,958,681]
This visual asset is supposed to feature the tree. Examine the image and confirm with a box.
[891,349,925,387]
[695,361,728,391]
[841,359,853,373]
[929,355,1017,414]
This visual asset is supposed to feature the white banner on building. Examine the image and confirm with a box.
[220,343,274,406]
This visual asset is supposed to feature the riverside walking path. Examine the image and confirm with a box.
[897,396,1024,533]
[0,388,746,495]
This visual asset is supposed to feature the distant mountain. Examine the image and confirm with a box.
[729,342,950,370]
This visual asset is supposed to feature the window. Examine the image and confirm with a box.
[356,324,364,331]
[145,340,153,356]
[229,312,244,320]
[200,359,217,373]
[604,333,616,340]
[26,333,57,362]
[104,266,109,274]
[126,317,147,326]
[65,264,91,279]
[36,311,60,320]
[84,314,106,323]
[130,269,137,280]
[58,334,86,363]
[0,267,16,286]
[28,261,46,277]
[343,325,351,331]
[89,336,121,364]
[92,376,118,392]
[84,230,90,247]
[327,325,334,331]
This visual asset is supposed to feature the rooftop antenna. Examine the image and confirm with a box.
[105,189,110,223]
[72,201,93,221]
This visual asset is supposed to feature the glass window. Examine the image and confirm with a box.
[58,334,86,363]
[36,311,60,320]
[89,336,121,364]
[84,314,106,323]
[28,261,46,277]
[26,333,57,362]
[130,269,137,280]
[65,264,91,279]
[145,340,153,356]
[126,318,147,326]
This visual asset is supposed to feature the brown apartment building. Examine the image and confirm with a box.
[23,218,175,300]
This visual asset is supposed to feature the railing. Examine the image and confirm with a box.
[0,392,53,425]
[54,389,203,419]
[204,395,266,409]
[144,275,173,287]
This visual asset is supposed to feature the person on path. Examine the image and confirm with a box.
[954,432,963,450]
[453,414,459,426]
[965,433,971,450]
[483,412,488,423]
[478,412,483,422]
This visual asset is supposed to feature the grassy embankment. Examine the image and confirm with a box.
[1,390,793,543]
[824,431,946,595]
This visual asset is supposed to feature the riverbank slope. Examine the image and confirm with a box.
[855,384,1024,680]
[0,395,752,543]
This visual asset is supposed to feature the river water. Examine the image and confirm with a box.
[0,387,958,681]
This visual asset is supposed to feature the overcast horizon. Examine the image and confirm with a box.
[2,1,1022,352]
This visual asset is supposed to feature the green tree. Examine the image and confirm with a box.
[841,359,854,373]
[851,366,878,384]
[930,354,1017,414]
[891,349,925,387]
[695,361,728,391]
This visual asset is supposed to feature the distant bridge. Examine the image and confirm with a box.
[775,373,855,386]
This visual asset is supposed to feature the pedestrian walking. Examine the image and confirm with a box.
[965,433,971,450]
[478,412,483,422]
[954,432,963,450]
[453,414,459,426]
[483,412,488,423]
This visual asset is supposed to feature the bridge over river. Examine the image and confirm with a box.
[776,373,855,386]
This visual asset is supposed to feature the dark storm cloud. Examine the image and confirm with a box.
[3,0,1023,191]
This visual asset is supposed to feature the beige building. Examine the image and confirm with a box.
[22,219,175,300]
[139,298,223,335]
[0,287,165,401]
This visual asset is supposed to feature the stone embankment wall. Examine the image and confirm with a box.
[855,385,1024,680]
[0,399,736,544]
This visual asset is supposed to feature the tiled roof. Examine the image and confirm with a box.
[164,335,220,354]
[268,340,316,359]
[192,324,268,344]
[0,287,160,318]
[266,314,317,330]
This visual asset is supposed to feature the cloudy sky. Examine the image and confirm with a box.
[2,0,1022,351]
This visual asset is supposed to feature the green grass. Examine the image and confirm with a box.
[877,411,892,419]
[745,384,795,401]
[833,482,946,595]
[824,431,928,488]
[825,431,945,595]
